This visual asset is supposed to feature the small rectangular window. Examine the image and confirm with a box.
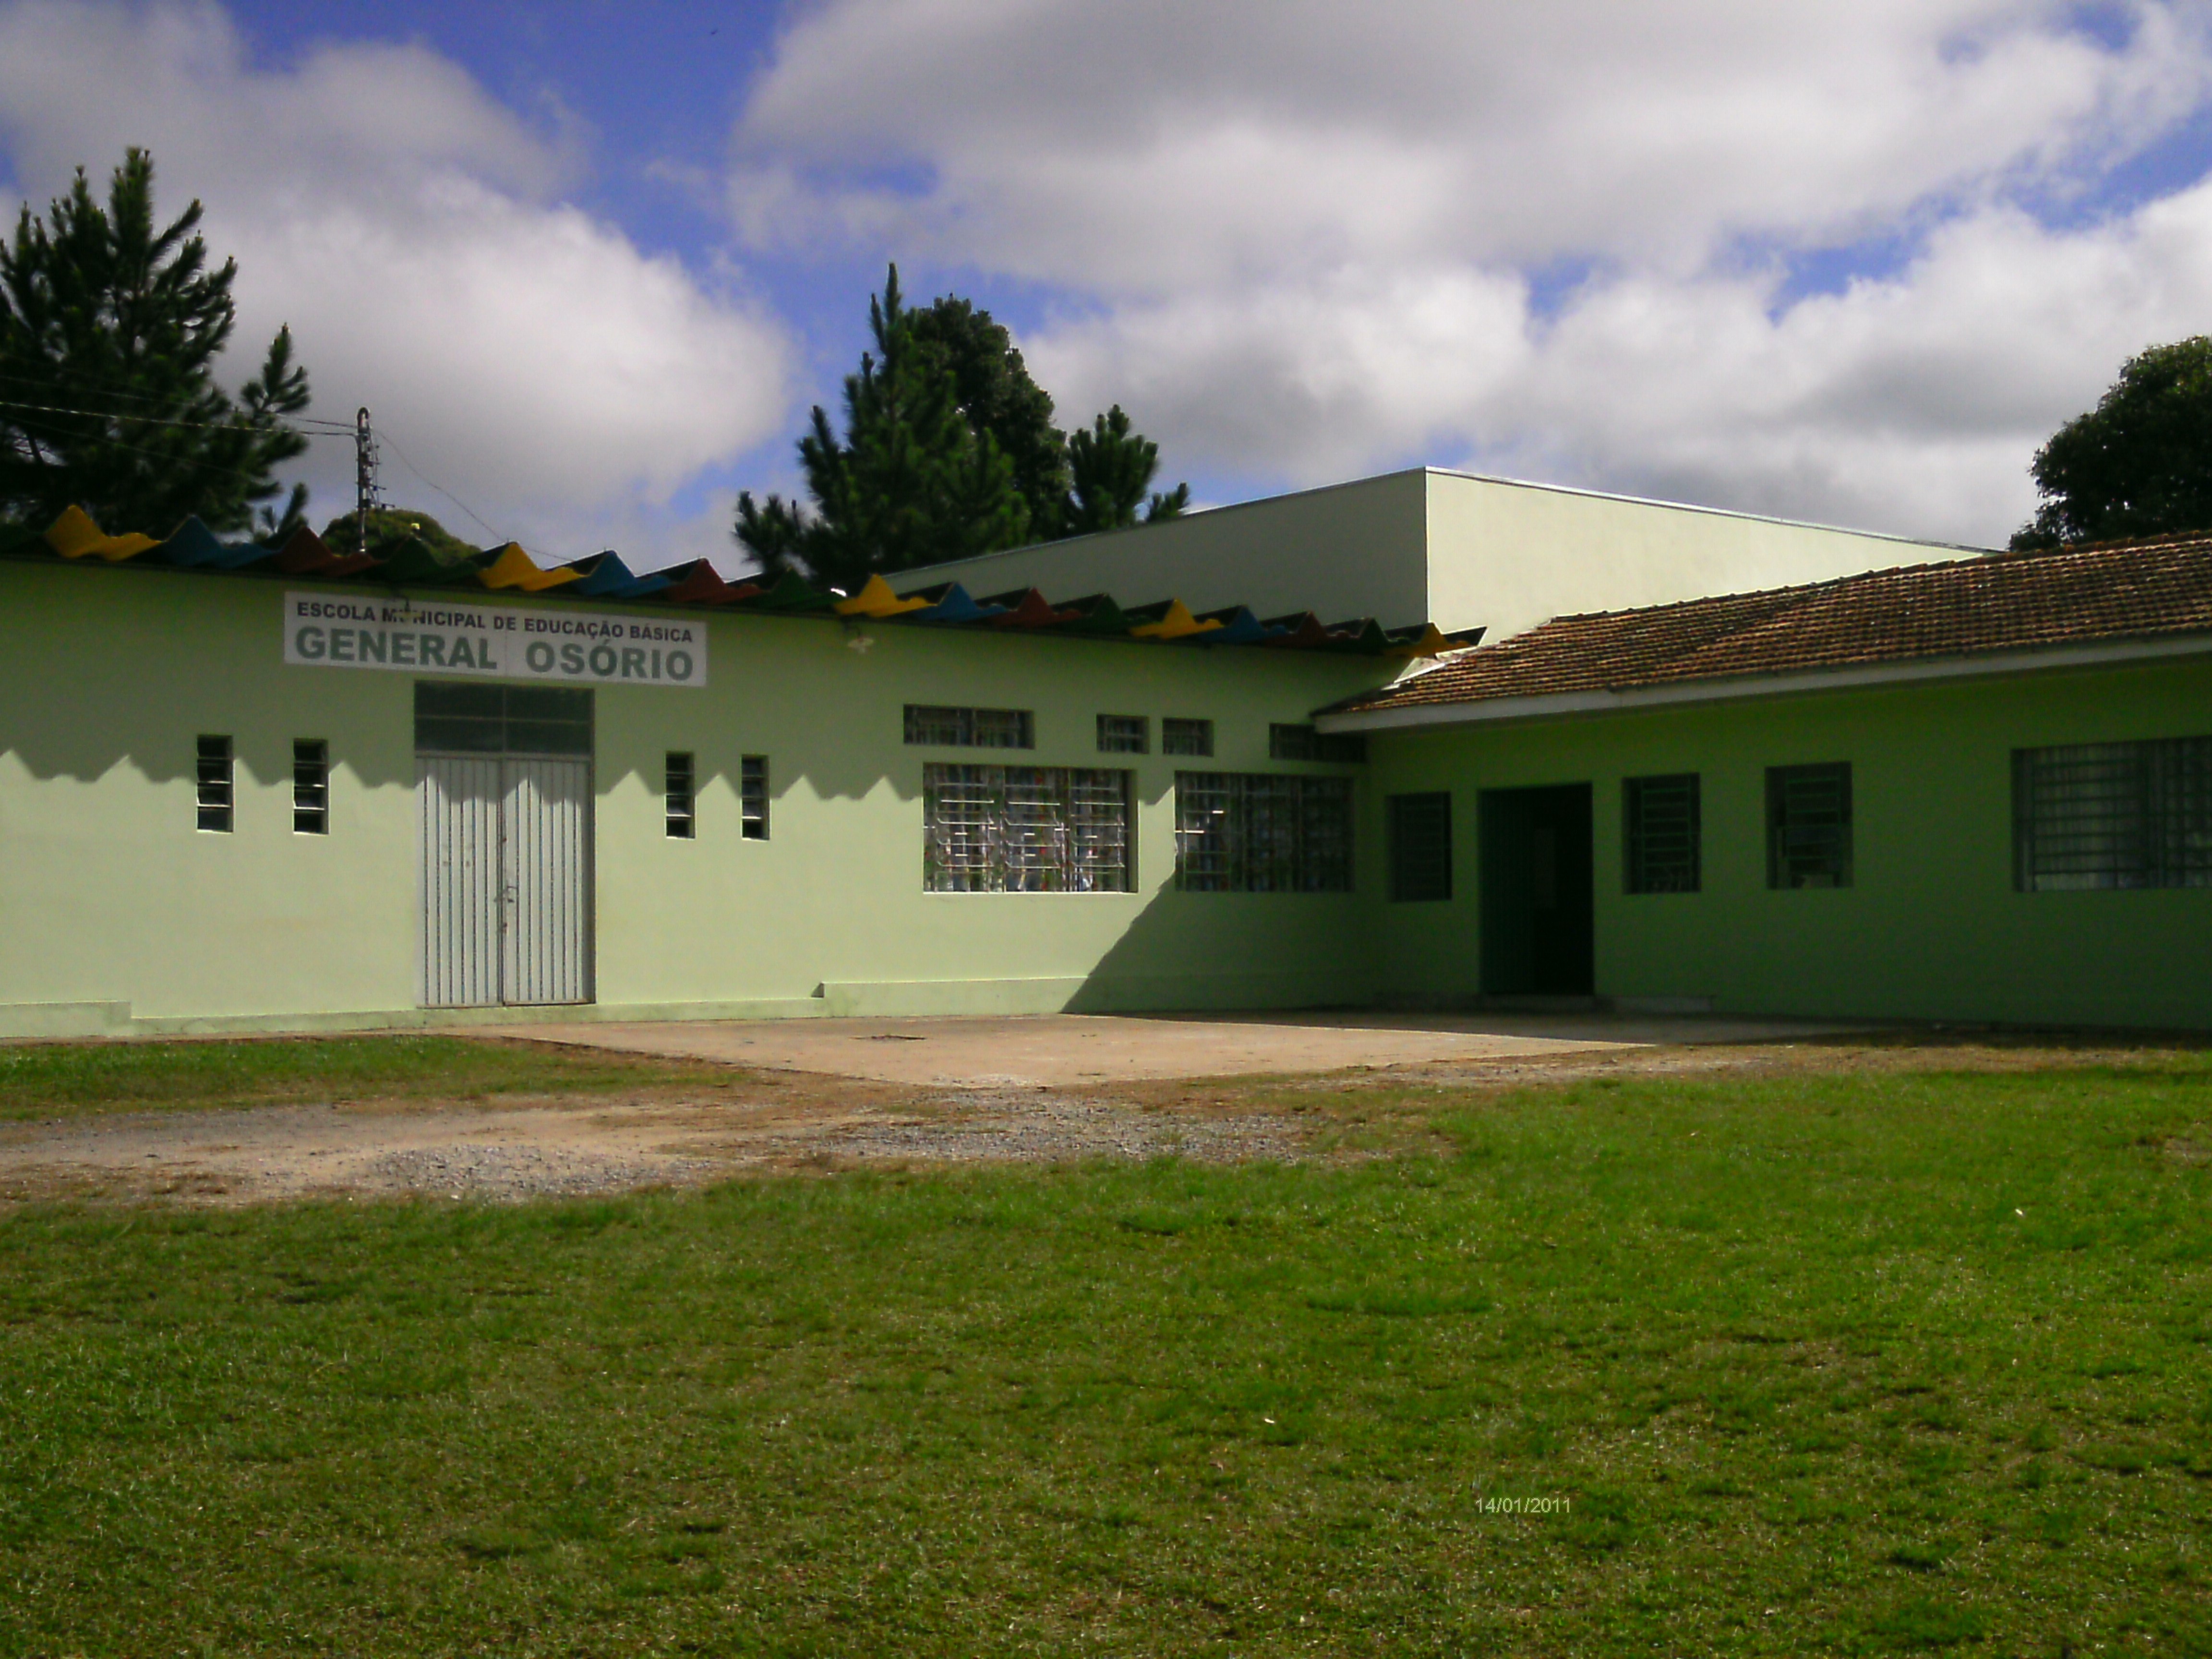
[665,752,696,839]
[904,705,1034,749]
[1270,723,1367,764]
[1767,763,1851,889]
[292,739,329,835]
[1097,714,1148,754]
[1388,793,1452,902]
[2013,735,2212,890]
[1163,718,1214,757]
[1174,772,1353,893]
[922,765,1131,891]
[1624,773,1699,893]
[196,735,233,833]
[741,756,769,841]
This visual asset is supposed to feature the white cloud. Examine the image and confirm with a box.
[0,0,791,559]
[732,0,2212,545]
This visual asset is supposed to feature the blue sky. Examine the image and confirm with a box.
[4,0,2212,566]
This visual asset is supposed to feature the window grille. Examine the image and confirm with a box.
[665,752,696,839]
[1097,714,1149,754]
[2014,736,2212,890]
[904,705,1034,749]
[1624,773,1699,893]
[1388,792,1452,902]
[196,735,233,833]
[1767,763,1851,889]
[292,739,329,835]
[1269,723,1367,764]
[741,756,769,841]
[923,765,1131,892]
[1162,717,1214,757]
[415,682,591,756]
[1174,772,1354,892]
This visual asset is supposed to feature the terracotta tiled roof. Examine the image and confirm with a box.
[1331,532,2212,716]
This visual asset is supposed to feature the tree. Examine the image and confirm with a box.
[0,149,310,537]
[1066,405,1190,535]
[736,267,1028,591]
[736,265,1187,586]
[321,506,480,566]
[2012,337,2212,550]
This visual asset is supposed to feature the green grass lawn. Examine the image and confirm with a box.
[0,1034,730,1120]
[2,1057,2208,1655]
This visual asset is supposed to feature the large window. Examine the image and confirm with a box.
[2014,736,2212,891]
[923,765,1131,892]
[1624,773,1699,893]
[1175,772,1354,892]
[905,705,1033,749]
[1388,792,1452,902]
[1767,763,1852,889]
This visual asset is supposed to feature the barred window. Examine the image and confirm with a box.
[196,735,233,833]
[292,739,329,835]
[741,756,769,841]
[2014,736,2212,891]
[1388,792,1452,902]
[665,752,696,839]
[1097,714,1149,754]
[904,705,1034,748]
[1269,723,1367,763]
[1624,773,1699,893]
[923,765,1131,892]
[1175,772,1354,892]
[1163,717,1214,757]
[1767,763,1851,889]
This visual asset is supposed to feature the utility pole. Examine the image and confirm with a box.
[354,407,380,559]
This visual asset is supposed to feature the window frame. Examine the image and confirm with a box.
[1766,762,1852,890]
[665,751,697,840]
[1623,773,1700,894]
[922,764,1133,893]
[903,705,1034,750]
[1387,791,1453,902]
[1174,771,1355,894]
[196,734,234,833]
[1096,714,1149,754]
[2013,735,2212,891]
[292,739,329,836]
[1162,717,1214,757]
[740,755,770,842]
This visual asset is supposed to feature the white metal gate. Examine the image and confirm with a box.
[419,756,594,1007]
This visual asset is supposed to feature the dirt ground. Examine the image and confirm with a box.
[0,1013,2193,1207]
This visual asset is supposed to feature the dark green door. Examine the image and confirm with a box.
[1479,784,1594,995]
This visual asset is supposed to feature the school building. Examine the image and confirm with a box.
[1,468,2205,1039]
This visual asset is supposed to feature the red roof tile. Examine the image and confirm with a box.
[1332,533,2212,716]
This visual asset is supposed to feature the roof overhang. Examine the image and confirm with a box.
[1315,631,2212,734]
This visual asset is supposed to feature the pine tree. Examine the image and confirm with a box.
[737,267,1188,585]
[0,150,311,536]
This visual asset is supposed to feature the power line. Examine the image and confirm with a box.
[4,406,323,496]
[0,395,349,438]
[0,368,355,431]
[373,424,505,543]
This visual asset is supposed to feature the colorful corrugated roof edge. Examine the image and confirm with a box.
[1326,531,2212,715]
[4,508,1485,659]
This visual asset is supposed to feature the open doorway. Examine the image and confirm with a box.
[1479,784,1594,996]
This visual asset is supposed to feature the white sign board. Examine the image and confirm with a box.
[283,591,707,688]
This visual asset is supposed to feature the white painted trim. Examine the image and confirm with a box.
[1316,632,2212,733]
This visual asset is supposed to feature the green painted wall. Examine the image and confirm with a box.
[1367,657,2212,1028]
[0,559,1386,1034]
